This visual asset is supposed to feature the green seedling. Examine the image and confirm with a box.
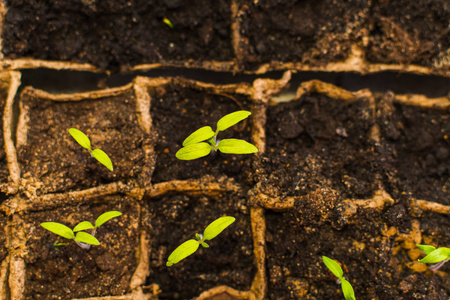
[166,216,235,267]
[52,241,68,252]
[322,256,356,300]
[163,17,174,28]
[175,110,258,160]
[417,244,450,271]
[41,211,122,250]
[69,128,113,171]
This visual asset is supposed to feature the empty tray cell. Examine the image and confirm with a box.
[22,195,140,299]
[377,95,450,205]
[366,0,450,71]
[143,191,254,299]
[236,0,362,70]
[264,91,378,200]
[3,0,233,70]
[16,86,155,195]
[149,80,253,183]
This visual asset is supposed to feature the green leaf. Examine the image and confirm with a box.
[73,221,94,232]
[418,247,450,264]
[74,232,100,245]
[91,148,113,171]
[218,139,258,154]
[341,278,356,300]
[163,17,174,28]
[417,244,436,255]
[41,222,75,240]
[95,211,122,228]
[195,233,202,241]
[216,110,251,132]
[182,126,215,146]
[201,242,209,248]
[166,239,200,267]
[203,216,236,241]
[322,256,344,279]
[53,241,68,247]
[175,142,212,160]
[69,128,91,150]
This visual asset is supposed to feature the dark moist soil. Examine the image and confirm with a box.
[143,191,254,299]
[266,209,449,300]
[22,196,140,300]
[377,94,450,206]
[17,89,155,195]
[0,87,8,190]
[3,0,233,71]
[366,0,450,69]
[258,92,378,203]
[237,0,363,69]
[0,213,6,263]
[238,0,449,71]
[149,80,253,184]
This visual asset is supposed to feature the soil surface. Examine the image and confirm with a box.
[377,94,450,205]
[149,80,253,184]
[266,209,449,299]
[250,90,449,299]
[0,87,8,190]
[4,0,448,72]
[143,192,254,299]
[22,196,140,300]
[17,88,155,195]
[237,0,361,69]
[238,0,449,71]
[3,0,233,70]
[259,93,378,202]
[366,0,450,69]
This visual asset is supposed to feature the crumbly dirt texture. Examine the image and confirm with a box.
[143,192,254,299]
[237,0,449,71]
[17,90,155,195]
[247,91,449,299]
[0,87,8,188]
[3,0,233,70]
[377,94,450,205]
[266,210,449,299]
[2,78,447,299]
[149,80,253,184]
[366,0,450,68]
[23,196,139,300]
[237,0,360,69]
[4,0,449,72]
[260,93,377,201]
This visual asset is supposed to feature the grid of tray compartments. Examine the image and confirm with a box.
[0,74,288,299]
[1,71,449,299]
[1,0,449,76]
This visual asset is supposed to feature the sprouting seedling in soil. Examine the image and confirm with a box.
[51,241,68,252]
[41,211,122,250]
[175,110,258,160]
[416,244,450,271]
[166,216,235,267]
[163,17,174,29]
[322,256,356,300]
[69,128,113,172]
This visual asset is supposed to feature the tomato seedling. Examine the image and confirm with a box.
[69,128,113,171]
[166,216,235,266]
[41,211,122,250]
[175,111,258,160]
